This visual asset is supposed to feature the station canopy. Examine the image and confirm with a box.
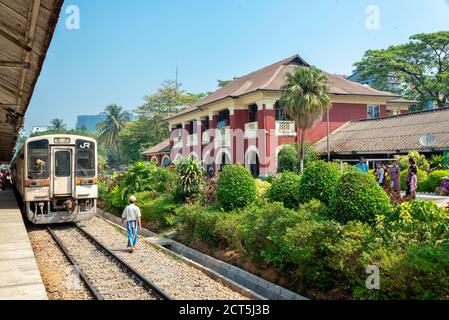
[0,0,63,163]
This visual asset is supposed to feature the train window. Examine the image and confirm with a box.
[55,151,71,177]
[76,140,95,177]
[27,140,49,179]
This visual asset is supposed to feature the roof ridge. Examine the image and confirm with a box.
[355,106,449,123]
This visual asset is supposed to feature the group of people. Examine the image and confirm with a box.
[356,157,418,200]
[0,169,11,192]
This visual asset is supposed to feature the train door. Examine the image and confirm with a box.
[51,147,74,196]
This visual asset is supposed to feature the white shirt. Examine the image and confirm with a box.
[121,204,141,222]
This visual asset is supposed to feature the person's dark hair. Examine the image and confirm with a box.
[408,157,416,165]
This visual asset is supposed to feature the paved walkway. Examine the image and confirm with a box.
[0,188,47,300]
[416,193,449,207]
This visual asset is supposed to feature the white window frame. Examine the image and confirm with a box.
[367,104,380,119]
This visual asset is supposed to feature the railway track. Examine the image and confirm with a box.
[47,224,173,300]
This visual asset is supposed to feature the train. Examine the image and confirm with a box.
[11,134,98,224]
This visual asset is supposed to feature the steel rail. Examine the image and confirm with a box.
[74,224,173,300]
[47,226,104,300]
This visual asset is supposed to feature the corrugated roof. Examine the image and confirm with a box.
[314,108,449,154]
[167,55,399,120]
[142,139,170,155]
[0,0,63,162]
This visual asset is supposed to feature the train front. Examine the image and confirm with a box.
[24,135,98,224]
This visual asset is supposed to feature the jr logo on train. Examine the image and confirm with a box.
[11,135,98,224]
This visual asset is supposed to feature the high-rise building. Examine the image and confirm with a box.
[76,115,107,132]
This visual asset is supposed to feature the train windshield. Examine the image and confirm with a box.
[27,139,50,179]
[76,139,95,177]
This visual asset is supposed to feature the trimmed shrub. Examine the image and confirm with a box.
[267,172,301,208]
[329,171,392,224]
[427,170,449,192]
[239,202,300,262]
[277,143,319,173]
[216,165,257,211]
[139,195,180,231]
[255,179,271,200]
[398,151,430,172]
[298,160,342,205]
[400,169,429,192]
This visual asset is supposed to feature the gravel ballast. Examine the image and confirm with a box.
[27,227,93,300]
[78,217,249,300]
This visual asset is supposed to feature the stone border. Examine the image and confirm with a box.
[96,209,308,300]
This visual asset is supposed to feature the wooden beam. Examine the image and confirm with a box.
[0,61,30,69]
[0,21,32,52]
[17,0,41,107]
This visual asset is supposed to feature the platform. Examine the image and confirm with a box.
[0,188,47,300]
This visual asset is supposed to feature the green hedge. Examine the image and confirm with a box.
[267,172,301,208]
[139,194,180,231]
[216,165,257,211]
[298,161,342,205]
[329,171,392,224]
[427,170,449,192]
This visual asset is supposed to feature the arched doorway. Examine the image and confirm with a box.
[245,146,260,177]
[161,155,171,168]
[216,148,231,172]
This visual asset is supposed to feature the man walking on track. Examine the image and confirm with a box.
[121,195,142,253]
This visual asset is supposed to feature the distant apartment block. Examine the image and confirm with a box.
[76,113,137,132]
[76,114,107,132]
[31,126,50,135]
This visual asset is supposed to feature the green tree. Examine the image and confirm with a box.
[280,66,331,172]
[50,118,67,131]
[97,104,131,164]
[120,80,205,163]
[354,31,449,109]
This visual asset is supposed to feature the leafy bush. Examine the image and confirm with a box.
[277,143,318,173]
[267,172,301,208]
[376,200,449,246]
[398,151,430,172]
[139,195,180,231]
[330,171,392,224]
[298,160,342,205]
[174,156,205,203]
[216,165,257,211]
[427,170,449,192]
[105,161,176,209]
[239,202,302,262]
[430,154,449,170]
[255,179,271,200]
[400,169,429,192]
[175,205,243,247]
[355,243,449,300]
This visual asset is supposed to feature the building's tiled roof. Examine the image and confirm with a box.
[142,139,170,155]
[314,108,449,154]
[167,55,400,120]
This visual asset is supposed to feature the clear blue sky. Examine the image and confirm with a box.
[24,0,449,132]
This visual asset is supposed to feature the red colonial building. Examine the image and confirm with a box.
[144,55,415,177]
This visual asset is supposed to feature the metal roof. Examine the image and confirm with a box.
[314,107,449,154]
[0,0,63,163]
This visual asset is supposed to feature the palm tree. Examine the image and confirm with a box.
[97,105,131,162]
[50,118,67,131]
[280,66,331,173]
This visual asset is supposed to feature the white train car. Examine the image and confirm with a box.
[11,134,98,224]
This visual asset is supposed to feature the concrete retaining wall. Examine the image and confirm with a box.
[96,209,308,300]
